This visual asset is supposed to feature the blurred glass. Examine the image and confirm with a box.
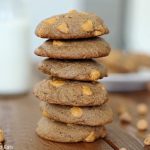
[0,0,31,95]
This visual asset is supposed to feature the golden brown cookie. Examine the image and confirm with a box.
[96,50,139,73]
[35,37,110,59]
[38,59,107,81]
[40,102,113,126]
[33,78,108,106]
[35,10,109,39]
[36,117,107,143]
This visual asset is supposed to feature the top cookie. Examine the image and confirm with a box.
[35,10,109,39]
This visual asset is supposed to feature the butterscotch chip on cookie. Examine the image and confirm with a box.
[40,102,113,126]
[35,37,110,59]
[38,59,107,81]
[33,78,108,106]
[36,117,107,143]
[35,10,109,39]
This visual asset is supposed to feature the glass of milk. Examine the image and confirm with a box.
[0,0,31,95]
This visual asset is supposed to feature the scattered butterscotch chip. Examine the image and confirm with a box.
[68,10,78,13]
[53,40,64,46]
[81,20,94,32]
[136,119,148,131]
[42,110,49,117]
[0,129,4,143]
[94,31,102,36]
[44,17,57,25]
[82,86,92,96]
[57,23,69,33]
[50,80,65,87]
[119,112,132,123]
[137,103,148,115]
[85,132,95,142]
[144,134,150,145]
[70,107,83,118]
[119,148,127,150]
[90,70,100,81]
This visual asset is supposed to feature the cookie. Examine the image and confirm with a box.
[96,50,139,73]
[33,78,108,106]
[36,117,107,143]
[130,53,150,68]
[35,37,110,59]
[40,102,113,126]
[38,59,107,81]
[35,10,109,39]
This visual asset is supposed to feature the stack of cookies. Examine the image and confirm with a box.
[33,10,113,143]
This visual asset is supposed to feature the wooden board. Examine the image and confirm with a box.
[0,93,144,150]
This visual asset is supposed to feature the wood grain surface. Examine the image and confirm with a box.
[0,72,149,150]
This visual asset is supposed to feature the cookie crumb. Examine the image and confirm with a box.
[137,103,148,115]
[119,112,132,123]
[85,132,95,142]
[81,20,94,32]
[0,129,4,143]
[144,134,150,146]
[70,107,83,118]
[82,86,92,96]
[136,119,148,131]
[53,40,64,46]
[57,23,69,33]
[50,79,65,87]
[90,70,101,81]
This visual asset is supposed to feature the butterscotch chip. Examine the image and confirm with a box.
[82,86,92,96]
[53,40,64,46]
[42,110,49,117]
[36,117,106,142]
[33,79,108,106]
[85,132,95,142]
[94,31,102,36]
[0,129,4,143]
[50,79,65,87]
[144,134,150,146]
[82,20,93,32]
[90,70,101,81]
[68,10,78,13]
[44,17,57,25]
[70,107,83,118]
[35,11,109,39]
[57,23,69,33]
[119,112,132,123]
[38,59,107,81]
[137,119,148,131]
[137,104,148,115]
